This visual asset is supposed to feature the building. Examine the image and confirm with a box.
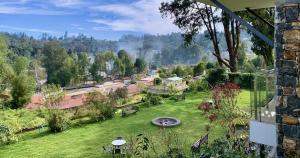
[148,77,188,95]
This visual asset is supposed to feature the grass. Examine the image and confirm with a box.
[0,90,250,158]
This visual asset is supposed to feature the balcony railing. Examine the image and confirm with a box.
[250,69,275,124]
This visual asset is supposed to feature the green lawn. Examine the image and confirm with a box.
[0,90,250,158]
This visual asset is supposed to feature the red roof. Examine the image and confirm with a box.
[127,84,140,95]
[27,94,86,110]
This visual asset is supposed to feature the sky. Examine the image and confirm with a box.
[0,0,182,40]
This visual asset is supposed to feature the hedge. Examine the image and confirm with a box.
[228,73,255,89]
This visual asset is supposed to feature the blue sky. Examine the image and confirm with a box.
[0,0,180,40]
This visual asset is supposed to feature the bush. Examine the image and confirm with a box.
[153,78,162,85]
[141,94,163,107]
[206,68,228,86]
[89,101,115,121]
[0,109,47,134]
[48,110,70,133]
[206,62,215,69]
[228,73,254,89]
[0,124,18,145]
[193,62,205,76]
[189,79,209,92]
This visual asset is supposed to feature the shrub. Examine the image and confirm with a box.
[193,62,205,76]
[84,91,116,121]
[153,78,162,85]
[198,79,209,91]
[48,110,70,133]
[0,124,18,145]
[0,109,47,134]
[89,101,115,121]
[206,62,215,69]
[198,101,212,113]
[206,68,228,86]
[228,73,254,89]
[141,94,163,107]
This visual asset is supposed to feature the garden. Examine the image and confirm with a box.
[0,87,251,157]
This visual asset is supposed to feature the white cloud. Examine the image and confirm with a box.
[0,25,58,34]
[50,0,84,8]
[0,4,70,15]
[90,0,180,34]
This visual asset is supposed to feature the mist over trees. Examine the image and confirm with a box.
[1,31,252,68]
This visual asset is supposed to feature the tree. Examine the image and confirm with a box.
[0,36,14,93]
[13,56,30,75]
[240,8,274,66]
[42,41,68,85]
[77,52,90,82]
[11,73,36,109]
[160,0,241,72]
[134,58,147,74]
[237,42,247,69]
[172,66,185,77]
[118,50,134,76]
[56,56,78,86]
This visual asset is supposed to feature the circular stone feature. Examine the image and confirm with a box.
[151,117,181,127]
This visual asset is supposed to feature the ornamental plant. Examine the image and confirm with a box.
[210,82,249,139]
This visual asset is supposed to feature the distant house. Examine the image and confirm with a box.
[147,77,188,95]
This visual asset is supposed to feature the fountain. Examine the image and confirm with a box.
[151,117,181,127]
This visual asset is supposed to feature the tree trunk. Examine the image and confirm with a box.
[222,11,240,72]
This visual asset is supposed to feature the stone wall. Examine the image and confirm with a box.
[275,1,300,157]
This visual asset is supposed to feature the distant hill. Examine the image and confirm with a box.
[1,31,252,66]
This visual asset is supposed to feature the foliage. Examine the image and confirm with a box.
[0,36,14,93]
[210,83,249,138]
[205,62,215,69]
[200,137,249,158]
[141,94,163,107]
[172,65,193,78]
[10,73,36,109]
[13,56,30,75]
[117,49,134,76]
[48,110,70,133]
[160,0,241,72]
[112,87,128,100]
[198,101,212,113]
[240,8,274,66]
[206,68,228,86]
[158,67,172,78]
[129,133,151,157]
[0,124,18,145]
[42,84,64,109]
[77,52,90,82]
[193,62,205,76]
[85,91,115,121]
[153,78,162,86]
[42,41,70,86]
[228,73,254,89]
[172,66,185,77]
[134,58,147,74]
[158,129,188,158]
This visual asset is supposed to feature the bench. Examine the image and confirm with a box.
[191,134,208,153]
[121,106,138,117]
